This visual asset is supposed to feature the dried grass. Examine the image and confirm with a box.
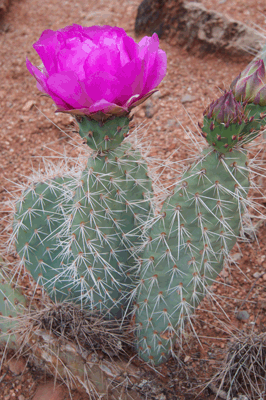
[206,330,266,400]
[19,301,134,358]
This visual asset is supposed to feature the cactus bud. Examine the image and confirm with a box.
[201,91,248,153]
[206,90,245,125]
[231,59,266,106]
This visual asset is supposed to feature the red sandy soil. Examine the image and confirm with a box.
[0,0,266,399]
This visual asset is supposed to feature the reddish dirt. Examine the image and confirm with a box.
[0,0,266,399]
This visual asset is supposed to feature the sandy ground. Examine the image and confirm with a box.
[0,0,266,399]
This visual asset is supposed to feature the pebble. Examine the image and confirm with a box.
[230,252,242,262]
[7,358,27,375]
[22,100,36,112]
[253,271,262,278]
[32,381,66,400]
[135,109,145,118]
[151,90,161,101]
[263,274,266,281]
[181,94,196,104]
[145,103,154,118]
[236,310,250,321]
[18,396,25,400]
[156,395,166,400]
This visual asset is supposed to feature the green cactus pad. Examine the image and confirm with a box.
[77,115,131,152]
[0,261,27,348]
[14,177,82,304]
[135,148,249,365]
[71,142,153,318]
[201,117,248,152]
[245,103,266,132]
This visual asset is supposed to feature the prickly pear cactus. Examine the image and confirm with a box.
[134,148,249,364]
[0,260,27,348]
[71,116,153,317]
[13,115,154,318]
[14,176,82,304]
[134,88,266,365]
[7,23,266,371]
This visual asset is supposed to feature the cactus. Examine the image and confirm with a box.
[70,117,153,317]
[13,176,83,304]
[4,24,266,371]
[133,90,266,365]
[0,259,27,348]
[13,115,153,318]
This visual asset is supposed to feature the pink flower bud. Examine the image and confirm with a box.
[230,59,266,106]
[204,90,244,125]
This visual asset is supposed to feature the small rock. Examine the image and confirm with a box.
[18,396,25,400]
[32,381,67,400]
[231,252,242,262]
[145,99,154,118]
[184,355,190,363]
[263,274,266,281]
[137,379,149,389]
[151,90,161,101]
[145,104,154,118]
[181,94,196,104]
[253,272,262,279]
[236,310,249,321]
[167,119,178,127]
[220,269,229,278]
[7,357,27,375]
[156,395,166,400]
[135,109,145,118]
[22,100,36,112]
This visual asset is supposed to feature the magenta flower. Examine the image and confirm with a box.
[26,24,167,119]
[231,59,266,107]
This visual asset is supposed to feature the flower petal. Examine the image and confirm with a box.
[33,29,61,75]
[83,67,122,104]
[47,71,93,109]
[83,47,121,77]
[141,48,167,95]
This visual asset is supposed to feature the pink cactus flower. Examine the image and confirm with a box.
[26,24,167,119]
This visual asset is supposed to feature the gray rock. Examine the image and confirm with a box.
[145,104,154,118]
[236,310,249,321]
[181,94,196,104]
[135,0,263,56]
